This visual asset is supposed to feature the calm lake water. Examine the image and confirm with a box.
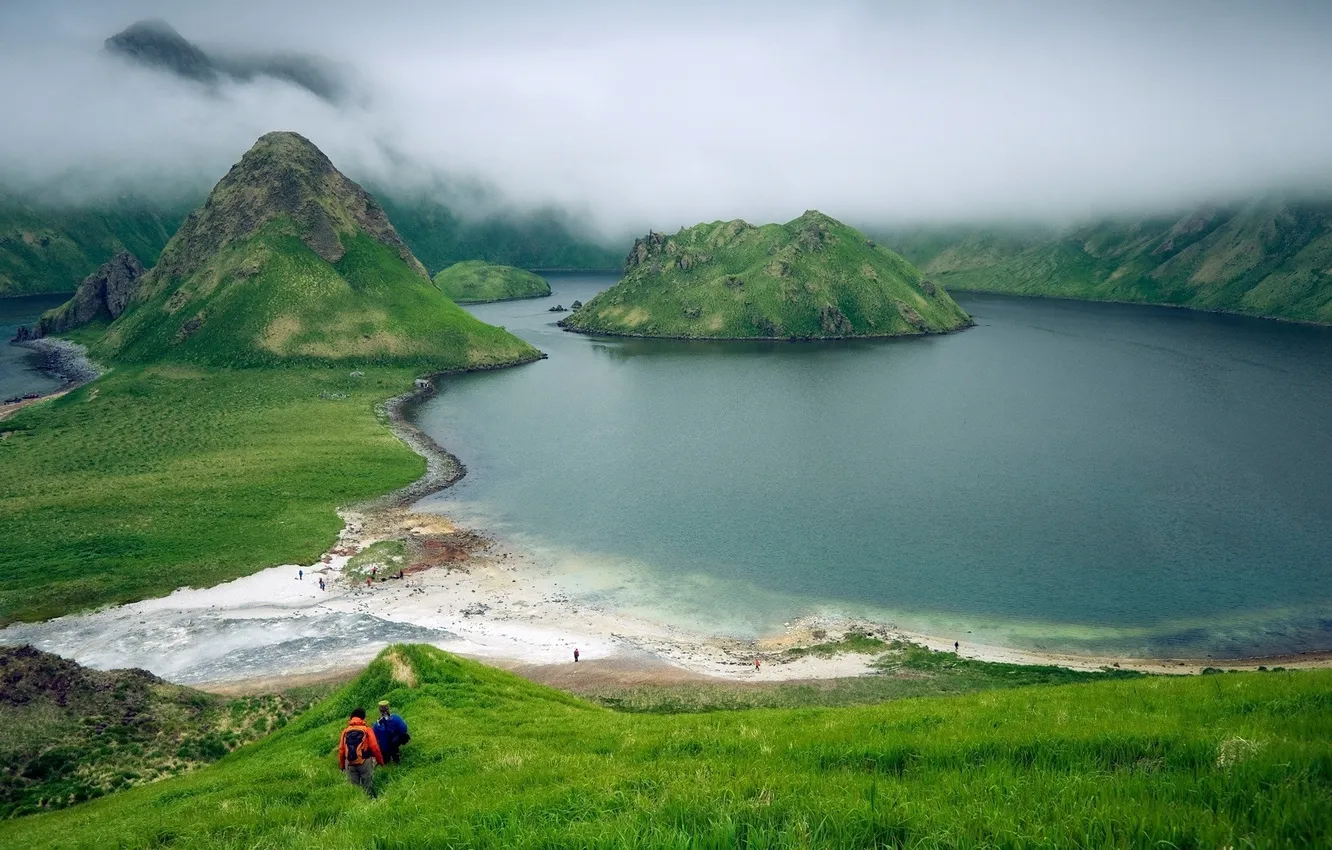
[414,275,1332,658]
[0,294,66,399]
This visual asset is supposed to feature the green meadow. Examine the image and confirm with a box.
[2,645,1328,848]
[0,365,426,624]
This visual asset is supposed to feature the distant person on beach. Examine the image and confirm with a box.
[298,569,303,580]
[574,648,580,663]
[319,577,325,591]
[754,657,761,672]
[373,700,410,764]
[338,707,384,796]
[954,641,959,653]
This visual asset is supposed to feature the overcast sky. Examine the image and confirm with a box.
[3,0,1332,233]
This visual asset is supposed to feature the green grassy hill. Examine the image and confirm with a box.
[93,132,537,370]
[0,195,184,298]
[2,644,1328,848]
[884,201,1332,324]
[561,211,972,339]
[433,260,551,303]
[0,132,542,623]
[0,646,325,818]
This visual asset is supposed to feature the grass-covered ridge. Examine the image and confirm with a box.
[2,644,1329,848]
[0,366,427,624]
[885,200,1332,325]
[433,260,552,303]
[561,211,972,339]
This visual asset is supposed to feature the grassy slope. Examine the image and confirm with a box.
[103,224,539,369]
[0,647,330,818]
[2,645,1329,848]
[432,260,551,303]
[885,202,1332,324]
[0,365,425,624]
[564,213,971,339]
[0,198,183,297]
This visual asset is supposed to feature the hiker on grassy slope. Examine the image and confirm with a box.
[338,707,384,796]
[373,699,410,764]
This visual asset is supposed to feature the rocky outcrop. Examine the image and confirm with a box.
[625,231,666,269]
[35,251,144,336]
[136,131,427,304]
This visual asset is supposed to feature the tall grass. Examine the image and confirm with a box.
[3,646,1328,848]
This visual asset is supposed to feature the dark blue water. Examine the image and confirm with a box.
[0,294,66,399]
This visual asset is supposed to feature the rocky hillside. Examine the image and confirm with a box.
[433,260,551,303]
[33,252,144,336]
[884,200,1332,324]
[97,131,539,369]
[0,646,318,818]
[561,211,972,339]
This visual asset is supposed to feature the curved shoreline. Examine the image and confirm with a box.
[351,373,1332,682]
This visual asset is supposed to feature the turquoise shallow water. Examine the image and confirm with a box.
[386,280,1326,655]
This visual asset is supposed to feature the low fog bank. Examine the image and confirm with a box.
[3,0,1332,236]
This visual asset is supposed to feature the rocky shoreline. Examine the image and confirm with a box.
[15,337,103,387]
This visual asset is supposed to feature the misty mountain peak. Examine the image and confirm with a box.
[140,130,425,292]
[106,19,215,83]
[102,21,347,104]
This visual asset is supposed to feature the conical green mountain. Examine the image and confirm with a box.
[99,131,539,368]
[560,211,972,339]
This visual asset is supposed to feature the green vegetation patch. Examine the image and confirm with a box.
[2,645,1329,848]
[562,211,972,339]
[433,260,551,303]
[344,540,409,582]
[0,365,426,624]
[785,629,889,658]
[0,647,328,818]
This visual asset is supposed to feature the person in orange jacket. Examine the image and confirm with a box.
[338,707,385,796]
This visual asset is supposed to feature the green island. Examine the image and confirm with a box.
[0,131,538,625]
[559,211,972,339]
[1,645,1328,847]
[432,259,552,303]
[885,200,1332,325]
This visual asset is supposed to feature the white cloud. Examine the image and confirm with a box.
[3,0,1331,234]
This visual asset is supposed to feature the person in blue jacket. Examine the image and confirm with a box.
[374,700,410,764]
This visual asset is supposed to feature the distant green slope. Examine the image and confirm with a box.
[3,645,1329,848]
[378,195,620,273]
[563,211,972,339]
[433,260,551,303]
[98,132,538,370]
[884,201,1332,324]
[0,196,184,297]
